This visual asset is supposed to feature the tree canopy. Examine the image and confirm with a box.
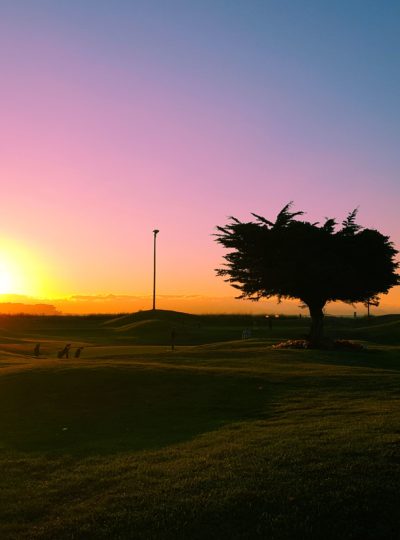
[215,203,399,345]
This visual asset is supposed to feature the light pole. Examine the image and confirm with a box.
[152,229,159,310]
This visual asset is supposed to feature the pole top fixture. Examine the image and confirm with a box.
[153,229,159,235]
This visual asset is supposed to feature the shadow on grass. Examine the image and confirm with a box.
[0,366,274,456]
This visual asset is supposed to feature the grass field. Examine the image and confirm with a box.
[1,311,400,539]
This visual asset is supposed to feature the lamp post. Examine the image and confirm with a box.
[152,229,159,310]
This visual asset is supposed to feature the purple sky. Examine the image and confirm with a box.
[1,1,399,312]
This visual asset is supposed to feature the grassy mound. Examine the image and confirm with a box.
[348,315,400,344]
[114,318,197,344]
[103,309,200,327]
[102,309,201,344]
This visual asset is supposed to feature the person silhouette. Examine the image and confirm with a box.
[33,343,40,357]
[74,347,84,358]
[171,329,176,351]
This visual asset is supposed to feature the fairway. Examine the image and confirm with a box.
[1,314,400,539]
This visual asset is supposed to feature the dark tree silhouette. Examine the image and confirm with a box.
[363,295,380,318]
[215,203,399,346]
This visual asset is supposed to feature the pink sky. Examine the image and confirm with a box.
[0,2,399,313]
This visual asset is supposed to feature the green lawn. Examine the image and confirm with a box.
[0,313,400,538]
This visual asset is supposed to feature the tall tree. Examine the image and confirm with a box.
[215,204,398,346]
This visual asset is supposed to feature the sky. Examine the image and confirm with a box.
[0,0,399,314]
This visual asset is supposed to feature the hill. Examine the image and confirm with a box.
[343,315,400,344]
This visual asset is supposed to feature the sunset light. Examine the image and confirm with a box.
[0,240,56,298]
[0,3,400,538]
[0,1,398,315]
[0,265,12,295]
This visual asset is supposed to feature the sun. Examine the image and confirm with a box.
[0,255,21,296]
[0,265,13,294]
[0,239,57,298]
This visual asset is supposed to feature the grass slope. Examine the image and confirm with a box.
[0,314,399,538]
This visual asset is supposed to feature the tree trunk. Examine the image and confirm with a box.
[307,303,325,347]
